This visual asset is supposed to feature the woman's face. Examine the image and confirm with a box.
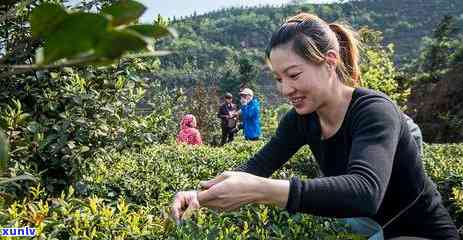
[269,43,334,115]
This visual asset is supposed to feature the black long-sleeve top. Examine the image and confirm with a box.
[218,102,237,128]
[236,88,459,239]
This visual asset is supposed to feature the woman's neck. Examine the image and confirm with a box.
[316,84,354,139]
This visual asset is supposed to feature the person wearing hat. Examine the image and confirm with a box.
[218,92,238,145]
[238,88,261,141]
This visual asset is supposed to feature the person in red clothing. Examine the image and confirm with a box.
[176,114,202,145]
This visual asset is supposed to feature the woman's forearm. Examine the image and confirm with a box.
[196,175,290,210]
[256,178,290,208]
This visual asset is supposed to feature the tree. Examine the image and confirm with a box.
[419,15,460,82]
[405,15,463,142]
[186,80,221,145]
[238,55,258,90]
[218,55,241,97]
[359,27,409,107]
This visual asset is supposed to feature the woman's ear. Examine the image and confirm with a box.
[325,50,338,68]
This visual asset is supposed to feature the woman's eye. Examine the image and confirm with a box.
[275,77,282,82]
[289,72,301,79]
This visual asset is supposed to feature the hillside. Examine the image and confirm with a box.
[161,0,463,64]
[350,0,463,62]
[151,0,463,100]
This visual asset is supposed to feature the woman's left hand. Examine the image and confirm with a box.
[171,190,201,224]
[197,171,266,211]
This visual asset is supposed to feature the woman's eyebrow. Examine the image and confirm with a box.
[283,64,302,74]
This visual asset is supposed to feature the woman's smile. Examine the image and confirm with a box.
[289,96,306,108]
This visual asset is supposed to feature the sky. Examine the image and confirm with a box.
[137,0,339,23]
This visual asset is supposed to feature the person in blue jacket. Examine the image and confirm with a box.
[238,88,261,141]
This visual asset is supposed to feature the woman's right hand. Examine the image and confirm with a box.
[171,190,200,224]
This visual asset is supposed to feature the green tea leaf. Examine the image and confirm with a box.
[41,12,109,64]
[30,3,67,38]
[101,0,146,26]
[95,30,146,59]
[127,24,173,39]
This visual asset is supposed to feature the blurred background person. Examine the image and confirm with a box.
[218,92,238,145]
[176,114,203,145]
[239,88,261,141]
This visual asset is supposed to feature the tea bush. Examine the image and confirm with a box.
[422,143,463,228]
[0,185,357,239]
[0,140,356,239]
[0,185,166,239]
[0,0,178,195]
[1,68,183,195]
[81,141,316,206]
[1,140,461,238]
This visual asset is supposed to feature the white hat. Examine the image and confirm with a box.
[239,88,254,96]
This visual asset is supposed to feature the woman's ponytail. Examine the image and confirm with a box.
[329,23,361,86]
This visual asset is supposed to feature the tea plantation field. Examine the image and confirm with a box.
[1,141,462,239]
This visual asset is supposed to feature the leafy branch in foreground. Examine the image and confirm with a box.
[0,0,177,79]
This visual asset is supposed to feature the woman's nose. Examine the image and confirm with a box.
[280,81,295,96]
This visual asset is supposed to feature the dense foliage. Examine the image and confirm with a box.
[1,141,462,238]
[405,15,463,142]
[0,0,178,195]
